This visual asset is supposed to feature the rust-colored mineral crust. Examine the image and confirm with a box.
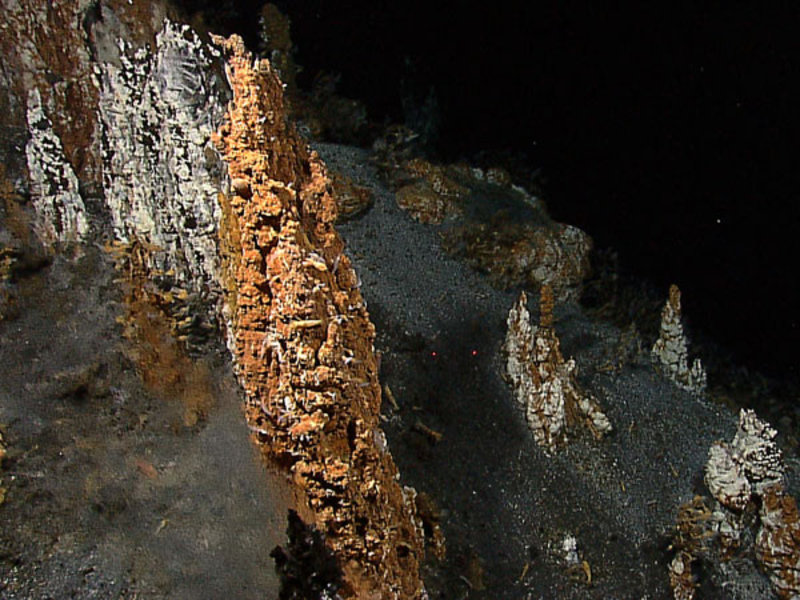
[211,35,425,599]
[443,220,592,302]
[392,157,467,224]
[403,158,469,198]
[395,180,462,224]
[331,172,374,222]
[667,496,715,600]
[668,551,696,600]
[382,153,591,301]
[757,486,800,599]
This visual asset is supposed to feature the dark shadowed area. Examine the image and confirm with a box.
[190,0,800,381]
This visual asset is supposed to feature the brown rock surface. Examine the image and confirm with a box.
[381,154,593,300]
[757,486,800,599]
[211,34,425,599]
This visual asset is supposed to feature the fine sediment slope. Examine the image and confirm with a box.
[321,141,798,599]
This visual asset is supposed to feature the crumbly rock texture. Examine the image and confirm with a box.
[682,409,800,600]
[503,286,611,451]
[705,441,752,512]
[211,34,426,599]
[651,284,707,394]
[705,409,784,509]
[668,551,697,600]
[442,220,592,302]
[385,154,592,301]
[757,486,800,600]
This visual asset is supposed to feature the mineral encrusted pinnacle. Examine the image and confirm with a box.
[504,286,611,451]
[701,409,799,599]
[652,284,707,395]
[210,34,425,599]
[705,409,784,508]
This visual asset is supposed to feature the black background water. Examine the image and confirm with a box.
[194,1,800,381]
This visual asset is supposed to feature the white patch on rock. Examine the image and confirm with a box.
[25,88,89,245]
[651,284,707,395]
[705,441,752,511]
[705,409,783,509]
[96,20,227,294]
[731,409,785,495]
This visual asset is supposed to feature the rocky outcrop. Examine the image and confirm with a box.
[96,19,228,301]
[670,409,800,600]
[212,34,425,598]
[24,88,89,245]
[1,3,425,598]
[380,154,593,301]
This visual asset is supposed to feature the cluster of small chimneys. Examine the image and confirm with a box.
[503,284,798,598]
[504,282,707,454]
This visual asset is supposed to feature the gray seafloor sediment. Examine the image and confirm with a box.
[0,248,291,599]
[319,141,784,599]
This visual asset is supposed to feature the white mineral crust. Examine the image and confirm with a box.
[651,285,707,395]
[25,88,90,245]
[705,409,784,509]
[703,409,799,599]
[705,441,752,511]
[561,534,580,565]
[731,409,784,495]
[96,20,226,295]
[504,290,611,452]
